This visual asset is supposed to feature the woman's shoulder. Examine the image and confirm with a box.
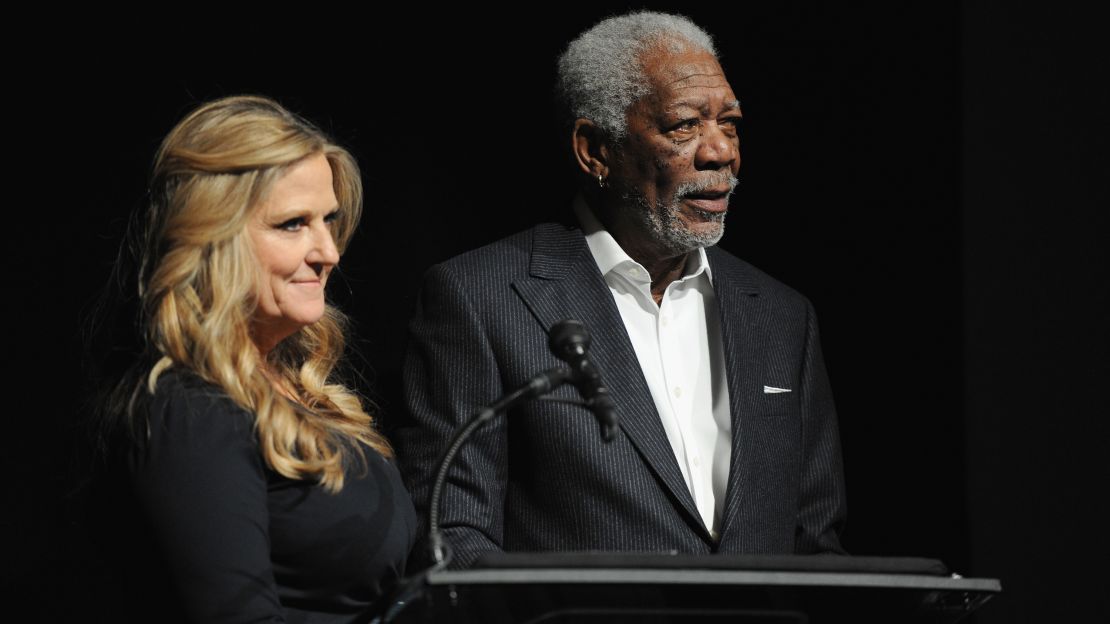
[148,367,232,405]
[141,368,256,443]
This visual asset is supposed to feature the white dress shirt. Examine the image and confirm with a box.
[576,199,732,535]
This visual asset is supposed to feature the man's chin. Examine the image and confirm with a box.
[683,214,727,244]
[692,226,726,249]
[659,221,725,254]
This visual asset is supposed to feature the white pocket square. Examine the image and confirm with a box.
[763,386,792,394]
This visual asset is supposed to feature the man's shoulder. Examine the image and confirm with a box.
[706,246,812,310]
[431,222,584,279]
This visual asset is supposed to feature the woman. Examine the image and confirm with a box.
[103,95,416,622]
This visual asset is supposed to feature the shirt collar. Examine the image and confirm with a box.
[574,195,714,285]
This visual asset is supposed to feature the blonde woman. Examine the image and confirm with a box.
[104,96,415,622]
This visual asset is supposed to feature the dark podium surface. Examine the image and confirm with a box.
[390,553,1000,623]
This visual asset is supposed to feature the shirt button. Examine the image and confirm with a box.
[661,315,669,327]
[692,456,701,467]
[673,386,682,398]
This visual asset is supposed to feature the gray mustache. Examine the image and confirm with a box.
[676,172,739,198]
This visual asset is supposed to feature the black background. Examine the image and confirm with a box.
[6,2,1107,621]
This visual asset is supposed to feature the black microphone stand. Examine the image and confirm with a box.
[381,320,617,622]
[426,366,572,565]
[380,367,579,623]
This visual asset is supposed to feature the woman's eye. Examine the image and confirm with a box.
[324,211,340,224]
[278,218,305,232]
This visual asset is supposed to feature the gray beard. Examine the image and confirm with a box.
[619,172,738,256]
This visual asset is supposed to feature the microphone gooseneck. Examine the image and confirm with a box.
[425,319,618,570]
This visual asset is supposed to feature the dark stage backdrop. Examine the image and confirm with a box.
[7,2,1105,621]
[963,2,1109,622]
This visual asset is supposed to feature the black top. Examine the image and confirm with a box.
[106,371,417,623]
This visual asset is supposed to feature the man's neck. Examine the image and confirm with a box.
[583,195,692,305]
[641,254,688,305]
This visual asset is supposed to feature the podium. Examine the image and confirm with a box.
[389,553,1000,623]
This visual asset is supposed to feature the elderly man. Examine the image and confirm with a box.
[397,11,846,569]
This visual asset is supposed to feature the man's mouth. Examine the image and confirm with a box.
[682,189,731,213]
[676,173,738,214]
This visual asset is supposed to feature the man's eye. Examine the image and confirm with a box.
[670,119,699,133]
[718,116,742,135]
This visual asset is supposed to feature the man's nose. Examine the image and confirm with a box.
[696,122,740,171]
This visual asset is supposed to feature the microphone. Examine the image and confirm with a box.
[548,320,618,442]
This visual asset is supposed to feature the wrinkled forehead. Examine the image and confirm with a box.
[634,47,737,112]
[640,47,733,95]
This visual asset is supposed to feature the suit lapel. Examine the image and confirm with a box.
[707,248,770,543]
[511,223,706,534]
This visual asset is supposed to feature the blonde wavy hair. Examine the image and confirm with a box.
[132,95,386,492]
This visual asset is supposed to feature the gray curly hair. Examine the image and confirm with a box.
[556,11,717,142]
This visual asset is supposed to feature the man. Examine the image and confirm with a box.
[396,11,846,569]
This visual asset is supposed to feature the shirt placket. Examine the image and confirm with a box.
[659,281,710,522]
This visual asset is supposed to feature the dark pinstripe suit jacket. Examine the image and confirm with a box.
[396,222,846,569]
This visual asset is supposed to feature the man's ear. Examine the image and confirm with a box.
[571,119,611,181]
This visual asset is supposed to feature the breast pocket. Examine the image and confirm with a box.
[747,387,803,505]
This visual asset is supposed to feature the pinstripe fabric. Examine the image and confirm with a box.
[396,223,846,569]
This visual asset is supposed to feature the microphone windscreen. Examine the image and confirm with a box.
[548,319,591,361]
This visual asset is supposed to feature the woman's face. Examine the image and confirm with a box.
[246,153,341,353]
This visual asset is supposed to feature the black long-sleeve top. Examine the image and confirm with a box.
[107,371,417,623]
